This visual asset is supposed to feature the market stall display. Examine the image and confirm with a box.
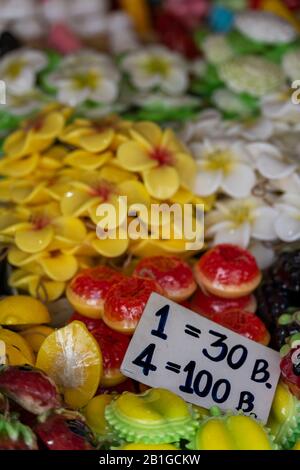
[0,0,300,453]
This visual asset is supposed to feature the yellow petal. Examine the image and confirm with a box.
[143,166,180,200]
[35,111,65,139]
[91,232,129,257]
[8,246,43,267]
[0,180,12,201]
[9,269,39,290]
[175,152,197,190]
[79,129,114,153]
[0,153,39,177]
[193,194,216,212]
[65,232,97,257]
[118,180,151,207]
[88,194,126,228]
[11,181,50,205]
[3,129,26,157]
[38,252,78,281]
[130,122,162,149]
[28,278,65,302]
[15,225,54,253]
[161,128,186,153]
[53,216,87,246]
[60,189,98,217]
[117,141,156,172]
[64,150,111,171]
[170,187,194,204]
[98,164,138,183]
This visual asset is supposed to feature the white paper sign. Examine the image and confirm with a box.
[121,293,281,423]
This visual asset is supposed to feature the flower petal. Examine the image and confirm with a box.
[118,180,151,207]
[117,141,156,171]
[275,213,300,242]
[54,216,87,245]
[249,242,275,270]
[60,189,97,217]
[28,278,66,302]
[143,166,180,200]
[92,233,129,257]
[194,169,222,196]
[64,150,111,170]
[38,253,78,282]
[36,112,65,139]
[15,225,54,254]
[213,222,251,248]
[0,153,39,177]
[252,207,278,241]
[221,164,256,198]
[79,129,114,153]
[256,155,296,180]
[175,152,197,190]
[130,122,162,149]
[161,68,188,95]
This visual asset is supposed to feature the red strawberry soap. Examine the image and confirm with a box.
[211,310,270,346]
[194,244,262,298]
[66,266,125,319]
[134,256,196,302]
[190,288,257,318]
[103,277,163,334]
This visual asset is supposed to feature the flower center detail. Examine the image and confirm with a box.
[204,150,234,173]
[150,147,174,166]
[91,179,116,201]
[73,70,100,90]
[6,60,25,79]
[229,206,253,226]
[31,214,50,230]
[144,57,170,77]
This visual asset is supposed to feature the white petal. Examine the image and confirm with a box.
[92,80,118,103]
[252,206,278,241]
[130,70,160,90]
[249,242,276,270]
[194,169,222,196]
[247,142,281,162]
[221,164,256,198]
[206,221,232,236]
[256,155,296,180]
[242,118,274,141]
[57,84,89,106]
[275,213,300,242]
[161,68,188,95]
[213,222,251,248]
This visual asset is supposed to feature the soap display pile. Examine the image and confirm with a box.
[0,0,300,452]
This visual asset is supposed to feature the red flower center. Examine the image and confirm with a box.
[150,147,174,166]
[90,180,116,201]
[31,215,50,230]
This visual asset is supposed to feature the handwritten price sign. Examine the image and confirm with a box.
[121,294,281,423]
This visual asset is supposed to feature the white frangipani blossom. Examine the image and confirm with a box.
[180,110,229,144]
[225,117,274,141]
[261,90,300,132]
[275,193,300,242]
[121,46,188,95]
[206,197,279,249]
[47,51,120,107]
[5,90,47,116]
[191,139,256,198]
[235,11,297,44]
[0,49,47,95]
[246,142,297,181]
